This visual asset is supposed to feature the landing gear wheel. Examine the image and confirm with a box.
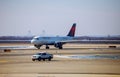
[46,45,49,49]
[34,45,41,49]
[59,46,63,49]
[37,47,40,49]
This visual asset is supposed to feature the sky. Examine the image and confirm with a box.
[0,0,120,36]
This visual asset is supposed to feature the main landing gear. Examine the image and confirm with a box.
[46,45,49,49]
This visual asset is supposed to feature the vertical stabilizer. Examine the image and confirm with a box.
[67,23,76,37]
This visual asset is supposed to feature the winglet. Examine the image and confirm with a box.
[67,23,76,37]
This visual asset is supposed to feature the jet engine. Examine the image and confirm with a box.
[54,42,63,49]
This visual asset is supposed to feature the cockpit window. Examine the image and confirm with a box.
[34,38,39,40]
[36,53,41,55]
[36,38,39,40]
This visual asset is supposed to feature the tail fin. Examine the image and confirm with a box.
[67,23,76,37]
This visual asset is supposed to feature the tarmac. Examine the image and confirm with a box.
[0,43,120,77]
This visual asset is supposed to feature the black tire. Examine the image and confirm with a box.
[46,46,49,49]
[43,59,45,61]
[48,57,52,61]
[37,47,40,49]
[38,58,41,61]
[59,46,63,49]
[32,59,35,61]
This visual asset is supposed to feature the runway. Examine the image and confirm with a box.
[0,44,120,77]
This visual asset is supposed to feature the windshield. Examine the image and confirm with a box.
[34,37,39,40]
[36,53,41,55]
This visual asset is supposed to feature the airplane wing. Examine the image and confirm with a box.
[58,40,120,44]
[54,39,82,44]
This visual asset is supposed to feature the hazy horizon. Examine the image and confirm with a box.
[0,0,120,36]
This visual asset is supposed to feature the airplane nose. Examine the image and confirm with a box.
[31,40,34,44]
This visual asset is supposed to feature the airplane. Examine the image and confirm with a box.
[31,23,76,49]
[1,23,119,50]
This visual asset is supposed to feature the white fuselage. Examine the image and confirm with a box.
[31,36,74,45]
[31,23,76,49]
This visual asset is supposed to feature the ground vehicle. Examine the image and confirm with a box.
[32,52,53,61]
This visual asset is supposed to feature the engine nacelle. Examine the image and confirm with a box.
[54,42,63,49]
